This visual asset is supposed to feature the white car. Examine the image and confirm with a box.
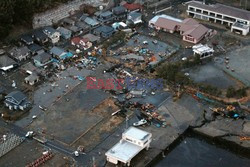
[25,131,34,138]
[182,57,187,61]
[74,151,79,157]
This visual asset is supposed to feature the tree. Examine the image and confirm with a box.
[156,64,180,83]
[226,86,236,98]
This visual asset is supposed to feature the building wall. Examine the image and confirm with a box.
[231,26,249,35]
[187,5,250,26]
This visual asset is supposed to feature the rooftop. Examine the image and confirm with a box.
[105,140,142,163]
[33,52,52,64]
[50,46,65,57]
[57,27,72,35]
[6,91,27,104]
[123,127,150,141]
[232,22,250,29]
[95,25,114,33]
[32,30,48,40]
[83,33,100,42]
[123,3,142,11]
[99,11,113,17]
[113,5,127,14]
[182,24,209,39]
[0,55,17,68]
[9,46,30,58]
[84,17,99,26]
[28,44,43,52]
[44,27,57,34]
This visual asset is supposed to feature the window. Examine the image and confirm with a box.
[210,12,215,17]
[203,10,208,15]
[196,9,202,13]
[217,14,222,18]
[189,7,195,11]
[126,138,132,142]
[224,16,236,22]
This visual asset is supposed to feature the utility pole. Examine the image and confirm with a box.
[246,0,248,10]
[126,116,129,129]
[92,156,96,167]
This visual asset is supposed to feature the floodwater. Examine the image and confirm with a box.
[155,137,250,167]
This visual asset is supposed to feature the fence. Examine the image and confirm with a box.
[0,133,24,158]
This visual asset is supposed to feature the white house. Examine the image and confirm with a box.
[192,44,214,59]
[105,127,152,166]
[43,27,61,43]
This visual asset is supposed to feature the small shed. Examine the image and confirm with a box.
[25,74,39,86]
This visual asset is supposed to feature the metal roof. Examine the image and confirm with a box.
[106,140,142,163]
[95,25,114,33]
[50,46,65,57]
[33,52,52,64]
[123,127,150,141]
[0,55,17,68]
[6,91,27,105]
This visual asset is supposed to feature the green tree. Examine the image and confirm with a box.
[226,86,236,98]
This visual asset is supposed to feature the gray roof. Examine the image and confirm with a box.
[128,12,141,19]
[9,46,30,58]
[113,6,127,15]
[6,91,27,104]
[28,44,43,53]
[50,46,65,56]
[62,17,75,25]
[74,13,89,21]
[0,55,17,68]
[75,21,90,29]
[57,27,72,35]
[84,17,99,26]
[189,2,250,21]
[25,74,39,82]
[44,27,57,34]
[33,52,52,64]
[99,11,113,17]
[20,35,33,43]
[32,30,48,40]
[95,25,114,33]
[83,34,100,42]
[67,25,82,33]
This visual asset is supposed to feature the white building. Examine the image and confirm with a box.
[43,27,61,44]
[105,127,152,166]
[187,1,250,35]
[192,44,214,59]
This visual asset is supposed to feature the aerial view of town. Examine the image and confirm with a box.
[0,0,250,166]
